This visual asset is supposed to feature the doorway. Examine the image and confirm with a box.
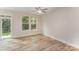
[0,17,11,39]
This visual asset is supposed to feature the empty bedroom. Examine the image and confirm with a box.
[0,7,79,51]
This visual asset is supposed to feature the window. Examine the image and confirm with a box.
[31,17,37,30]
[22,16,37,31]
[22,16,29,30]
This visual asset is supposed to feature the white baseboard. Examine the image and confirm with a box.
[12,33,41,38]
[43,34,79,49]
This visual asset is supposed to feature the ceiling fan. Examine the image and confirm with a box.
[35,7,48,15]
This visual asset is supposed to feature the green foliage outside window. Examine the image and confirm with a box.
[22,16,29,30]
[2,19,11,36]
[22,16,37,31]
[31,17,36,30]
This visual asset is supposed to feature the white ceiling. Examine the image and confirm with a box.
[0,7,55,14]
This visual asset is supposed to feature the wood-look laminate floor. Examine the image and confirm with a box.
[0,34,79,51]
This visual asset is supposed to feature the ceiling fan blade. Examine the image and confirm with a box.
[42,10,46,13]
[42,8,48,10]
[35,7,39,10]
[35,7,41,10]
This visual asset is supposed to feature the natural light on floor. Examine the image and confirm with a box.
[2,35,11,39]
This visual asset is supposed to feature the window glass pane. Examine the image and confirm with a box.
[31,18,36,24]
[22,16,29,24]
[31,24,36,29]
[2,19,11,36]
[22,24,29,30]
[22,16,29,30]
[31,17,36,29]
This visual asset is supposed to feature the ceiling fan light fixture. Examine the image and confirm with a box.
[37,10,42,14]
[35,7,48,15]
